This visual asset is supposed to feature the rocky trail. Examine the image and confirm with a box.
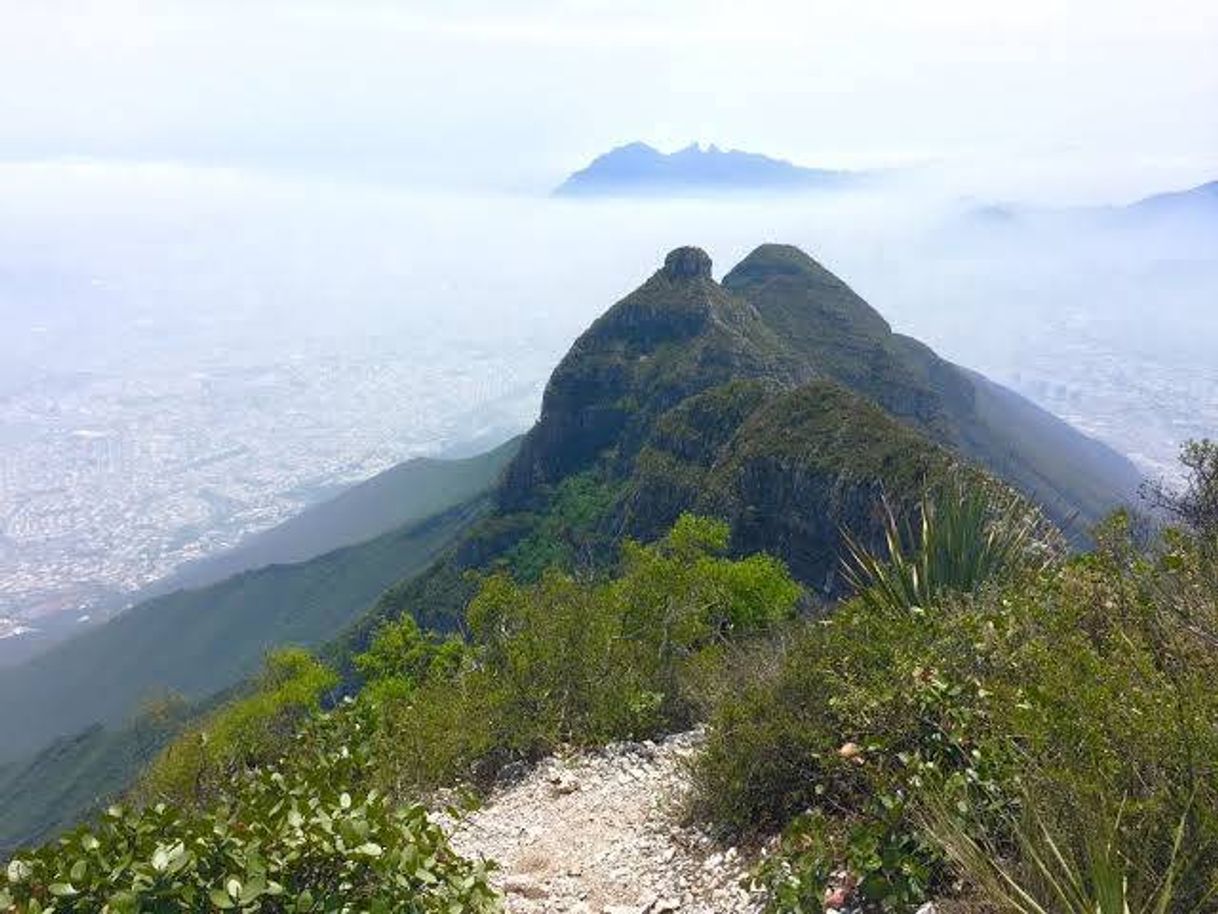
[445,729,766,914]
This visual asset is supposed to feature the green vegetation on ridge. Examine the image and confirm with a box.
[697,456,1218,912]
[6,444,1216,912]
[139,515,801,810]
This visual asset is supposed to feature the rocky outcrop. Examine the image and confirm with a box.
[662,246,714,281]
[621,381,953,595]
[371,242,1143,647]
[699,383,952,592]
[498,249,799,509]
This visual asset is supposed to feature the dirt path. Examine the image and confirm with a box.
[446,730,765,914]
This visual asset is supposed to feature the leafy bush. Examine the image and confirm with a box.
[504,472,621,581]
[1,711,497,914]
[700,594,1011,909]
[697,478,1038,835]
[698,479,1218,912]
[135,649,337,809]
[367,514,801,793]
[354,614,467,708]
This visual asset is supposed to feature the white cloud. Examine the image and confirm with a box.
[0,0,1215,199]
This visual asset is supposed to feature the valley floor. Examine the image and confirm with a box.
[445,729,764,914]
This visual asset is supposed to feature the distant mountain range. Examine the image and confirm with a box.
[961,178,1218,228]
[1127,179,1218,219]
[554,142,859,197]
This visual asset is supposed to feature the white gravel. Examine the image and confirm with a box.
[445,729,765,914]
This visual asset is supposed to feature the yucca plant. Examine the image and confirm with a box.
[921,792,1210,914]
[843,474,1058,613]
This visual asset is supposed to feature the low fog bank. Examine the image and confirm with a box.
[0,160,1214,621]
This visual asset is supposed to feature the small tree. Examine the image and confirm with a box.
[1143,439,1218,538]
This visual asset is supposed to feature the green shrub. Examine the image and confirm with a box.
[368,514,801,794]
[504,472,621,581]
[1,711,497,914]
[135,649,337,809]
[698,499,1218,913]
[698,594,1012,909]
[354,614,467,707]
[697,476,1037,839]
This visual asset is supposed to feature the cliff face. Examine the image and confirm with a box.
[699,383,952,590]
[620,380,952,593]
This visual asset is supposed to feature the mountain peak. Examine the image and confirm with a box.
[662,246,713,282]
[501,241,1141,533]
[554,143,857,197]
[731,243,826,276]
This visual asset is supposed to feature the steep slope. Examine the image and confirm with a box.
[720,244,1143,526]
[501,247,804,504]
[622,381,954,588]
[720,244,956,430]
[505,245,1138,534]
[0,709,192,855]
[149,437,521,597]
[0,484,507,765]
[0,497,497,849]
[0,438,520,671]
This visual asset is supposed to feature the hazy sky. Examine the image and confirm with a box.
[1,0,1216,201]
